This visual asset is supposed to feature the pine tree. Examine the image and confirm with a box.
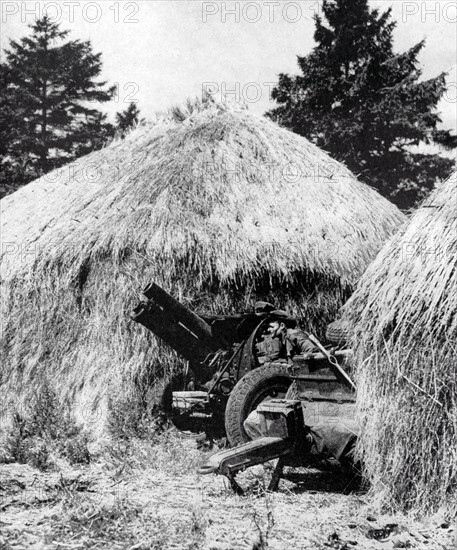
[0,62,38,194]
[0,16,115,195]
[115,102,143,138]
[266,0,455,209]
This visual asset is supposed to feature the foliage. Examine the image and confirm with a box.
[115,102,144,138]
[266,0,456,209]
[3,382,91,469]
[107,383,168,441]
[0,16,115,197]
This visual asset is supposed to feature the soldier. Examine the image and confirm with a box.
[256,326,286,363]
[255,302,288,364]
[266,318,318,362]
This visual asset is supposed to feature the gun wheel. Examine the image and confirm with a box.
[153,373,198,433]
[224,363,291,446]
[155,373,224,438]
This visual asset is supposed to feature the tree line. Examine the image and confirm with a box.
[1,1,455,209]
[265,0,455,210]
[0,16,141,198]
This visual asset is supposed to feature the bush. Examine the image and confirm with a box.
[107,390,169,441]
[3,382,91,468]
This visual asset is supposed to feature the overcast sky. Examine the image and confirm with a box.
[1,0,456,133]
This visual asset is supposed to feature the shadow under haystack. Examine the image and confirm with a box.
[0,106,404,431]
[342,172,457,514]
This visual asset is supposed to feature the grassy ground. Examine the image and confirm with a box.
[1,430,455,550]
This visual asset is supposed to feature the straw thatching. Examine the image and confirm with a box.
[0,105,404,430]
[342,172,457,514]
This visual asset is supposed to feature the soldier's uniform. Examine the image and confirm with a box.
[256,334,286,363]
[256,326,317,364]
[285,329,317,359]
[254,302,289,364]
[254,303,316,363]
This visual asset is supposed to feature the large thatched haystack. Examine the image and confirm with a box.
[342,172,457,514]
[0,107,404,429]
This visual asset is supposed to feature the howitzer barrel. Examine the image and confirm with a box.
[131,282,223,367]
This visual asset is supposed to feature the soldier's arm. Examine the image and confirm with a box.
[287,330,318,358]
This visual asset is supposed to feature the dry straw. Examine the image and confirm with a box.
[342,172,457,515]
[0,103,404,429]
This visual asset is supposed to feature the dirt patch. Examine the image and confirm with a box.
[0,438,455,550]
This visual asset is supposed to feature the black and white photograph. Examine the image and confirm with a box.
[0,1,456,548]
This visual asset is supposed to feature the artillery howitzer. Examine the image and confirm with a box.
[199,339,358,493]
[132,282,356,471]
[132,282,301,444]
